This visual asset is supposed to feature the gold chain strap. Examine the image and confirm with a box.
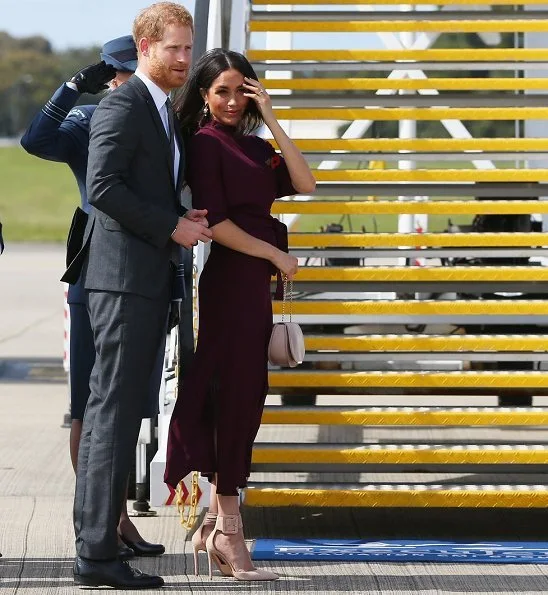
[281,274,293,323]
[175,471,200,530]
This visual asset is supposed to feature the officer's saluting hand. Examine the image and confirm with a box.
[70,61,116,95]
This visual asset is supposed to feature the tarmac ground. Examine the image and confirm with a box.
[2,244,548,594]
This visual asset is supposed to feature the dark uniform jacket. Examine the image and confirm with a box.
[20,83,95,304]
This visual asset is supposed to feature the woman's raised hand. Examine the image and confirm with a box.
[272,250,298,280]
[242,77,272,115]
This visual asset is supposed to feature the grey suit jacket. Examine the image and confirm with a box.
[62,75,186,299]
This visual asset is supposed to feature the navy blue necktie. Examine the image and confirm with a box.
[166,97,176,165]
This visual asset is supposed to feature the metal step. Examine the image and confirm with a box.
[304,334,548,352]
[265,77,548,92]
[273,200,548,215]
[274,302,548,325]
[261,405,548,426]
[291,248,548,259]
[301,151,548,161]
[291,183,548,198]
[299,352,548,362]
[288,231,548,260]
[273,138,548,151]
[243,483,548,508]
[247,48,548,62]
[249,19,548,33]
[311,170,548,183]
[273,300,548,325]
[288,284,548,295]
[289,266,548,293]
[254,61,548,72]
[252,10,548,21]
[273,301,548,317]
[269,95,548,108]
[268,370,548,390]
[288,232,548,248]
[294,266,548,282]
[251,442,548,467]
[273,107,548,120]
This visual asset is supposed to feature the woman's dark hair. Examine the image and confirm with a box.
[173,48,263,136]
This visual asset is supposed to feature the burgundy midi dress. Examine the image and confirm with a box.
[164,120,296,496]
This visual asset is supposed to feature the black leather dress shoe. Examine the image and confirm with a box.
[73,556,164,589]
[118,543,135,560]
[120,534,165,557]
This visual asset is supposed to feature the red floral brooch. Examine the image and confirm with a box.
[266,154,281,169]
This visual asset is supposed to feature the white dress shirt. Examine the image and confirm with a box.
[135,69,180,186]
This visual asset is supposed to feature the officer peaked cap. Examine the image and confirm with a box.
[101,35,137,73]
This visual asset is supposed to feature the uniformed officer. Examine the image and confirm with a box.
[0,221,3,557]
[20,35,164,560]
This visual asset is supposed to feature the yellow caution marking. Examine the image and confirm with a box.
[273,200,548,215]
[250,20,548,33]
[244,487,548,508]
[273,301,548,316]
[261,407,548,426]
[248,49,548,62]
[288,232,548,248]
[294,266,548,282]
[264,77,548,91]
[273,108,548,120]
[269,370,548,388]
[271,138,548,151]
[299,333,548,351]
[252,444,548,465]
[311,170,548,182]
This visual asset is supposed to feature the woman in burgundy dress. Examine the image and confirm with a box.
[165,49,315,580]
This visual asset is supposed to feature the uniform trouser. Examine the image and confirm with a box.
[73,287,169,560]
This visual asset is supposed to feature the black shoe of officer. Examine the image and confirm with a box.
[118,543,136,560]
[73,556,164,589]
[120,534,166,557]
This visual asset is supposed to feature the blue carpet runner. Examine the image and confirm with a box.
[252,539,548,563]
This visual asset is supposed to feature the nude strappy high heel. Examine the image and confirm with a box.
[191,512,231,577]
[205,514,279,581]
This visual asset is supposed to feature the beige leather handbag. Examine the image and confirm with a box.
[268,276,305,368]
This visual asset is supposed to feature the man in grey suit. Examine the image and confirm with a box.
[64,3,212,588]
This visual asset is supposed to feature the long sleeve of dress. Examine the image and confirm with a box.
[260,138,297,199]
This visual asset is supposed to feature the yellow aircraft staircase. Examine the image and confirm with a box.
[243,0,548,509]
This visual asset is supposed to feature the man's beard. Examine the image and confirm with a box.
[149,54,186,90]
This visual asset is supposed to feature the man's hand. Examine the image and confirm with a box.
[171,217,213,249]
[184,208,209,227]
[70,61,116,94]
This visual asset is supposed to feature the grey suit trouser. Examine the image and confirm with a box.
[74,287,169,560]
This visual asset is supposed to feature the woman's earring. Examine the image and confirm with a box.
[199,102,210,126]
